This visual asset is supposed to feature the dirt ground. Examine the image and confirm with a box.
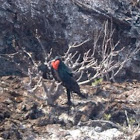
[0,76,140,140]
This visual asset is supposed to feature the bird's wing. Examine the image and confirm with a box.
[61,62,73,77]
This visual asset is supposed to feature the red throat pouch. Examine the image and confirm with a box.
[51,60,60,70]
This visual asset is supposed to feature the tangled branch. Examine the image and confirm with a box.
[62,21,140,84]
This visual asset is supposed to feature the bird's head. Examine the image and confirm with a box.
[51,56,61,70]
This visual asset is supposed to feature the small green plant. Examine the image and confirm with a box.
[129,117,135,126]
[92,78,103,86]
[103,113,111,120]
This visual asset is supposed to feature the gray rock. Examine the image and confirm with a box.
[0,0,140,79]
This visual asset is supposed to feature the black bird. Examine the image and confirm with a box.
[51,56,86,105]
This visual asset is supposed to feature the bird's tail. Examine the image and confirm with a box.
[77,92,87,99]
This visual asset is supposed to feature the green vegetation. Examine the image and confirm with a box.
[92,78,103,86]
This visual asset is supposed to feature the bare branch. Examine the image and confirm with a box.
[62,20,140,84]
[65,38,90,56]
[35,29,47,58]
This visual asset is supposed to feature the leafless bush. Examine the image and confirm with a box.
[0,38,64,105]
[0,21,139,105]
[63,21,140,85]
[19,46,64,105]
[25,21,139,104]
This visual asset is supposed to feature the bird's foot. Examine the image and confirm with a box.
[80,93,88,99]
[66,101,73,106]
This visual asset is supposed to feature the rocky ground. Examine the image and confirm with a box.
[0,0,140,79]
[0,76,140,140]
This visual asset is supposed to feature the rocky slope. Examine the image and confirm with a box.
[0,0,140,79]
